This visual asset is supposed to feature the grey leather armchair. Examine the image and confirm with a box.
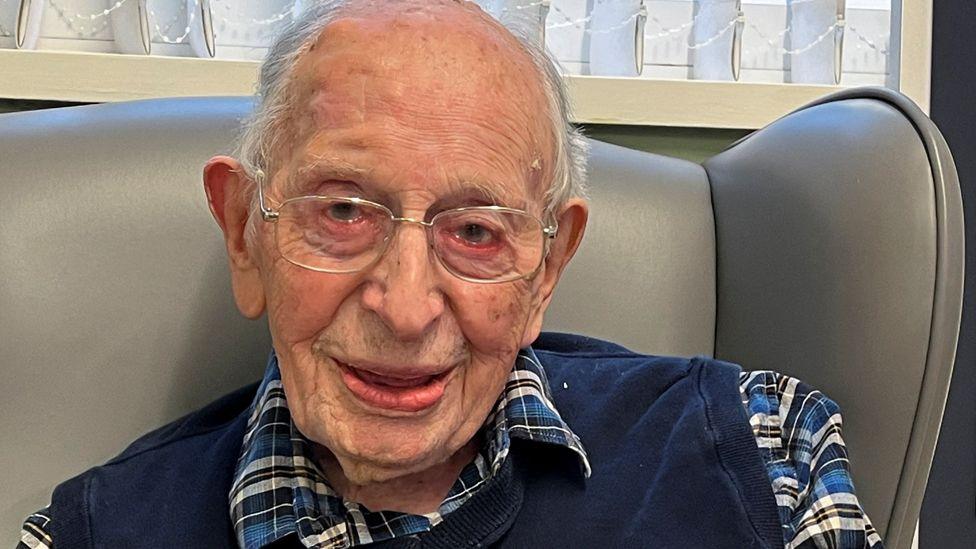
[0,88,962,549]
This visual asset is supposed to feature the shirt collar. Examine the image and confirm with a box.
[485,347,591,478]
[229,348,589,549]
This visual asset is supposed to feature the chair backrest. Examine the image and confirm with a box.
[0,89,961,549]
[551,88,963,548]
[702,88,963,548]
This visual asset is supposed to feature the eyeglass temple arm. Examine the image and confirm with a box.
[254,170,279,222]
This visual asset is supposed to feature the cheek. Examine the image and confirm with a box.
[264,262,364,349]
[449,284,534,438]
[451,282,534,358]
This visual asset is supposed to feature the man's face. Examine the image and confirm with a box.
[242,4,566,483]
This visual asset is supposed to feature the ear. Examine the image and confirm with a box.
[203,156,266,319]
[520,198,589,347]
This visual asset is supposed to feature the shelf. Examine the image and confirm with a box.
[0,49,921,129]
[0,50,259,102]
[566,75,847,129]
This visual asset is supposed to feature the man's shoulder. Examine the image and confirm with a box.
[46,382,259,548]
[533,331,714,361]
[529,332,746,428]
[531,331,636,356]
[51,381,259,502]
[102,380,260,467]
[52,381,259,495]
[531,331,740,379]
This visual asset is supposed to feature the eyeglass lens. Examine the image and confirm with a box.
[274,197,546,281]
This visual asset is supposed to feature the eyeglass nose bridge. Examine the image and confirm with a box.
[388,216,435,244]
[391,216,433,228]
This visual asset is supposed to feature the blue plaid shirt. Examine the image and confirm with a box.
[20,350,881,549]
[229,348,588,548]
[740,371,883,547]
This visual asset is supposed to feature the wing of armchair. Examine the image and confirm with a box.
[0,88,962,549]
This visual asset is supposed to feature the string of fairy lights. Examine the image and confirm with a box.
[0,0,889,62]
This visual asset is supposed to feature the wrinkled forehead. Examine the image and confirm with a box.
[276,1,555,204]
[298,0,548,116]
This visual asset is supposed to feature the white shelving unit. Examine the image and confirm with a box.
[0,1,931,129]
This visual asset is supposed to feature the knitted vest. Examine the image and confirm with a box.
[49,333,783,548]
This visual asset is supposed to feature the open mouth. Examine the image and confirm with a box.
[336,359,454,413]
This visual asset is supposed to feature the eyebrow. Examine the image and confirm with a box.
[283,156,370,197]
[282,157,529,211]
[429,180,526,213]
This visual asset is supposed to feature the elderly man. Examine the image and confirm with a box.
[19,1,882,548]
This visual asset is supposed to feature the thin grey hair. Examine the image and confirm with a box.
[233,0,589,219]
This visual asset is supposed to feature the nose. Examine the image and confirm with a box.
[360,221,445,340]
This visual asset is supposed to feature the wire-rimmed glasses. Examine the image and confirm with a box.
[256,185,557,283]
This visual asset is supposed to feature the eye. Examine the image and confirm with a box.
[325,201,362,223]
[434,210,510,257]
[456,222,495,245]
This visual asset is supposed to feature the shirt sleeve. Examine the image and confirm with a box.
[17,507,53,549]
[739,371,885,549]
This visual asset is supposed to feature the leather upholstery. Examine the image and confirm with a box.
[705,89,963,547]
[547,139,715,356]
[0,89,962,549]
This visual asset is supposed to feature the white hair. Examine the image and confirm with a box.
[234,0,588,217]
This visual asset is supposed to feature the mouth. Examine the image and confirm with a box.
[335,359,455,413]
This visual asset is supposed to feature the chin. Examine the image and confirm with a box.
[337,440,455,485]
